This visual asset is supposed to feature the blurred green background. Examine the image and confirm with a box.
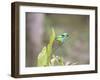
[26,13,89,67]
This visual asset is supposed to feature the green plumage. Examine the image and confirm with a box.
[56,33,69,45]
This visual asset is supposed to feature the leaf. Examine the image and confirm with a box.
[46,28,55,65]
[50,55,57,66]
[37,47,48,66]
[50,55,64,66]
[49,28,56,45]
[37,28,56,66]
[57,56,64,66]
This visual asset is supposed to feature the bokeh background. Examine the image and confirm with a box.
[26,12,89,67]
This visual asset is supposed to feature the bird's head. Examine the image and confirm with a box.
[61,33,69,38]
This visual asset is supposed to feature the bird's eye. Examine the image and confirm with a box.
[61,35,65,37]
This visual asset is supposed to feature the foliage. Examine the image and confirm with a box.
[37,28,65,67]
[37,46,47,66]
[50,55,64,66]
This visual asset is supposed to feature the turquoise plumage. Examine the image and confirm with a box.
[56,33,69,45]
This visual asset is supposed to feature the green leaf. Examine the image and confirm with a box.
[37,28,55,67]
[49,28,56,45]
[37,47,48,66]
[46,28,55,65]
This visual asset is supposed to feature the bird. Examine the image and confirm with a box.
[52,32,69,54]
[55,33,69,45]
